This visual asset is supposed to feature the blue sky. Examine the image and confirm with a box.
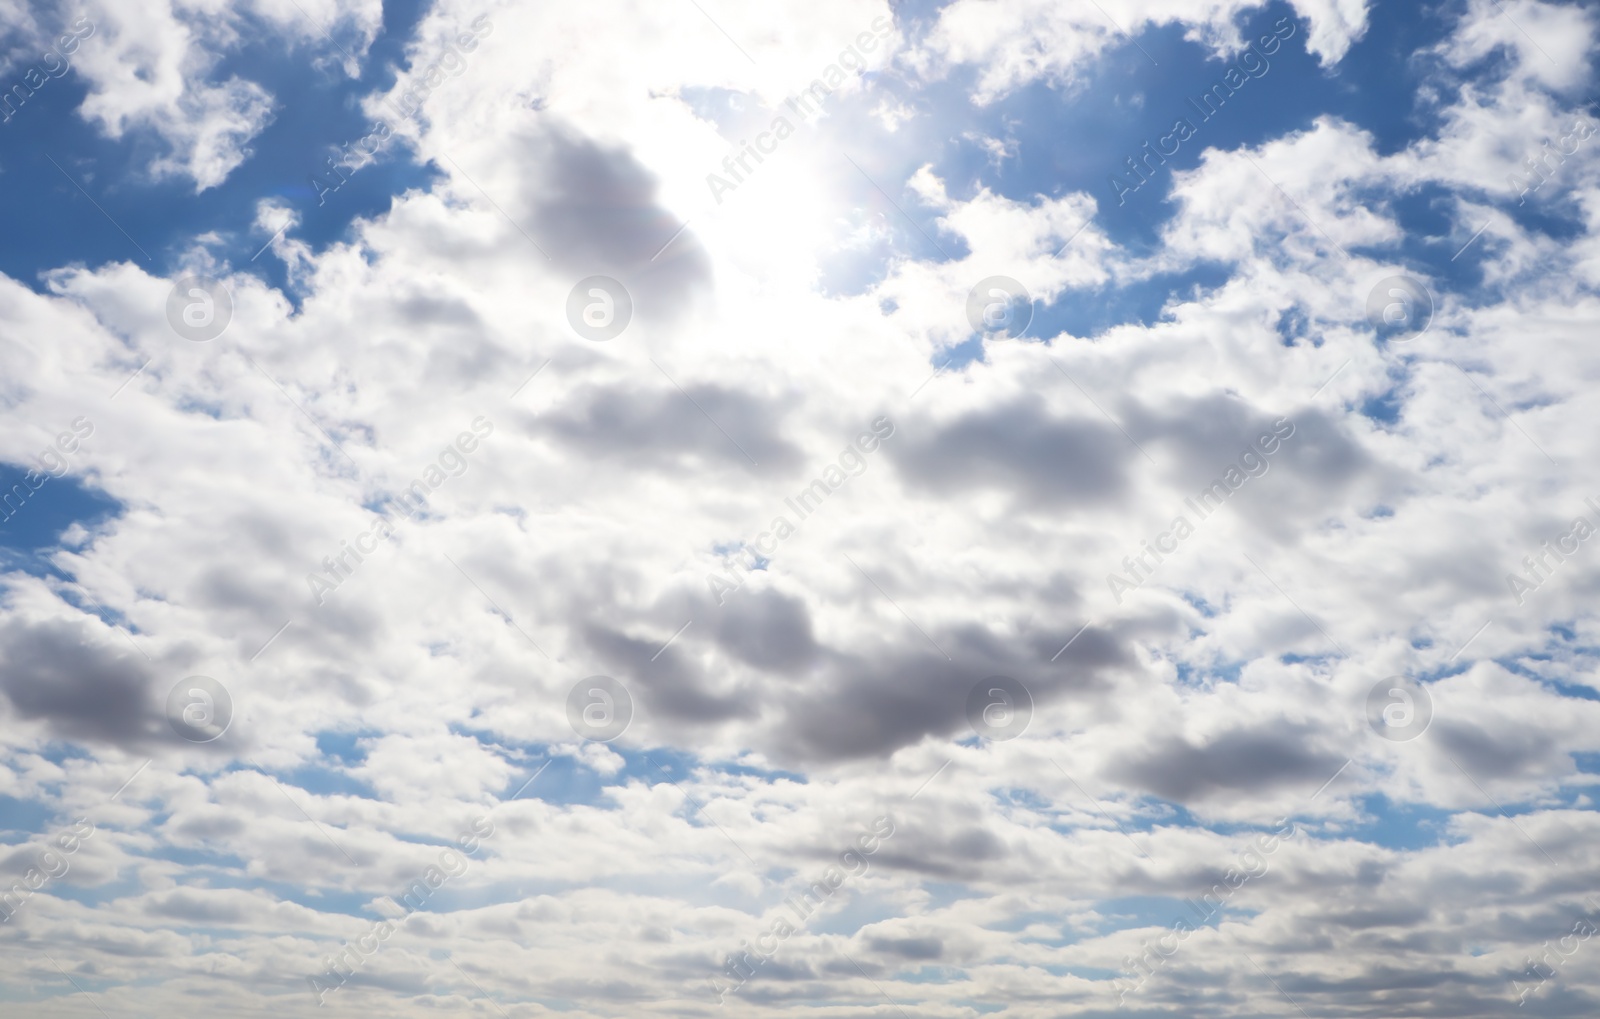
[0,0,435,295]
[0,0,1598,1016]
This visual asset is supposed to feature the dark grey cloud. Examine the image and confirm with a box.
[146,889,254,923]
[1108,724,1345,803]
[193,564,284,618]
[712,588,818,675]
[885,394,1132,508]
[0,618,247,754]
[394,292,483,330]
[583,621,758,726]
[1310,900,1434,930]
[568,576,1127,765]
[870,819,1010,882]
[1124,394,1388,542]
[1432,719,1570,784]
[392,291,504,389]
[520,121,712,323]
[533,381,803,473]
[0,618,162,746]
[1124,393,1301,480]
[767,620,1127,763]
[1264,963,1506,1012]
[865,934,945,960]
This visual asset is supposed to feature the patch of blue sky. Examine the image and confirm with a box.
[216,755,376,806]
[277,759,381,801]
[712,540,769,572]
[23,742,95,769]
[1032,263,1234,344]
[1123,800,1195,835]
[714,758,809,786]
[1036,802,1173,843]
[1036,963,1131,983]
[1181,593,1220,619]
[50,579,136,636]
[314,728,377,765]
[1496,654,1600,702]
[1546,622,1580,643]
[911,880,985,913]
[1279,650,1333,664]
[436,731,757,810]
[1097,894,1221,932]
[172,395,231,421]
[136,843,249,872]
[0,0,438,300]
[382,876,516,919]
[1173,658,1246,687]
[1318,793,1461,851]
[1202,813,1313,839]
[934,332,986,371]
[1540,678,1600,703]
[0,462,122,582]
[891,965,962,984]
[922,261,1236,370]
[1572,752,1600,775]
[25,867,145,911]
[835,9,1319,251]
[1359,384,1406,424]
[1415,658,1473,684]
[816,0,1586,353]
[991,785,1053,812]
[0,794,54,835]
[989,906,1080,936]
[803,887,918,938]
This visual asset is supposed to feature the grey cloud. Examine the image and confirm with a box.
[1313,900,1434,930]
[168,812,249,843]
[865,934,945,960]
[1108,724,1346,803]
[712,589,818,675]
[765,618,1126,764]
[574,581,1126,764]
[521,121,712,323]
[533,382,803,473]
[193,565,283,617]
[583,621,758,726]
[885,394,1131,508]
[1264,963,1502,1005]
[870,819,1010,882]
[0,618,162,747]
[1124,394,1389,541]
[394,293,482,330]
[396,292,504,388]
[1124,393,1299,478]
[146,889,255,923]
[1432,719,1571,784]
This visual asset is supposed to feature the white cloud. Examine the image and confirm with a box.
[910,0,1372,103]
[43,0,385,191]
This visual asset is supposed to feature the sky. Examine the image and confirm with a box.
[0,0,1598,1016]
